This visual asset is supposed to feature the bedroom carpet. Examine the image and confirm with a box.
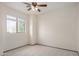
[4,45,78,56]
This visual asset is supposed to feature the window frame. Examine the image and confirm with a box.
[6,15,26,33]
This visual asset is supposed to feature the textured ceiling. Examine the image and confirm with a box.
[1,2,78,15]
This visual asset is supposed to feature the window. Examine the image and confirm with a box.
[18,18,25,32]
[7,15,16,33]
[6,15,25,33]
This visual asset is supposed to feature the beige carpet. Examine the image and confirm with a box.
[4,45,78,56]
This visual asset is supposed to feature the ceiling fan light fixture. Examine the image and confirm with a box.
[32,6,35,11]
[31,6,38,11]
[35,7,38,11]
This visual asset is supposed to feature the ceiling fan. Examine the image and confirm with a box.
[24,2,47,12]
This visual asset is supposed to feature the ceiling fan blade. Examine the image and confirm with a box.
[24,2,31,5]
[27,8,31,11]
[37,4,47,7]
[38,9,41,12]
[26,5,31,8]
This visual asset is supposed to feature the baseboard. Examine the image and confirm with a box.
[3,44,29,53]
[38,44,78,53]
[3,43,38,53]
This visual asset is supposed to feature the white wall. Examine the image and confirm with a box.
[0,5,3,55]
[0,4,30,51]
[29,15,38,45]
[37,5,78,51]
[77,3,79,52]
[0,29,2,55]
